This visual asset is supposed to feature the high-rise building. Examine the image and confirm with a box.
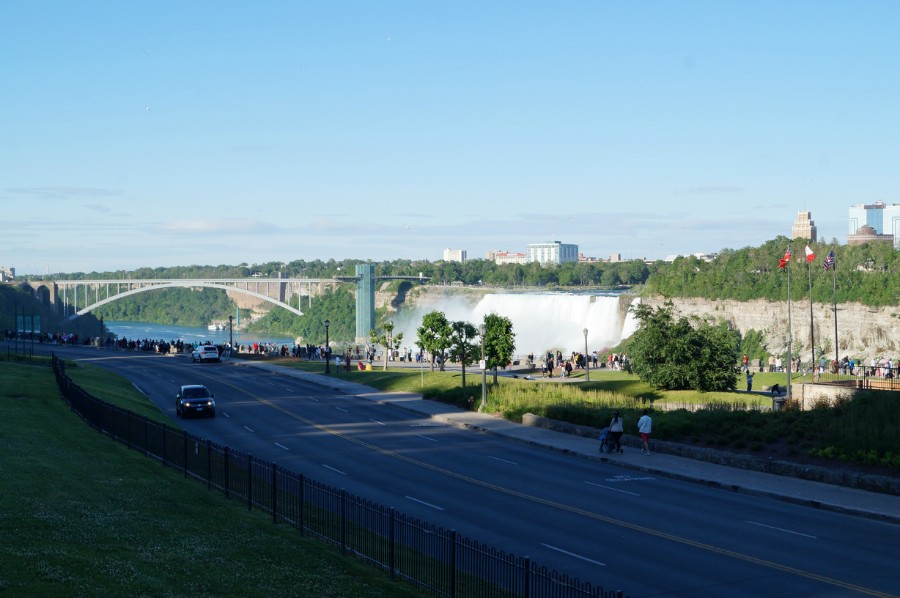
[849,202,900,248]
[527,241,578,265]
[791,211,817,241]
[442,248,467,263]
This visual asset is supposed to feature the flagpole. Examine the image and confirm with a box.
[786,251,792,401]
[830,250,838,367]
[808,252,815,378]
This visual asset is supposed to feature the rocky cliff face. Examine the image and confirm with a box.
[382,285,898,361]
[643,295,900,362]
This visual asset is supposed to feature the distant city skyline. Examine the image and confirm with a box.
[3,2,899,275]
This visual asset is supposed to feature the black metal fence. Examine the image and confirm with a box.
[51,354,626,598]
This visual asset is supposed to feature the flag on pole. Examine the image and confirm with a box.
[823,249,835,270]
[778,247,791,269]
[805,245,815,263]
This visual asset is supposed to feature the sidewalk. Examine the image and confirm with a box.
[240,361,900,525]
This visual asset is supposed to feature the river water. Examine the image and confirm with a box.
[103,320,296,348]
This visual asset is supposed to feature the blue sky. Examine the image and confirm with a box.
[3,1,899,275]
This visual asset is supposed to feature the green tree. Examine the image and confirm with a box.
[482,313,515,384]
[369,321,402,371]
[417,311,453,371]
[627,302,740,392]
[448,320,479,387]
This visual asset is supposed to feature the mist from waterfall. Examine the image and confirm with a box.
[393,292,640,358]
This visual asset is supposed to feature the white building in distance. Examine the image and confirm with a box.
[849,202,900,248]
[527,241,578,265]
[442,248,467,263]
[486,250,527,265]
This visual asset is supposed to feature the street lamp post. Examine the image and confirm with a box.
[479,323,486,412]
[583,328,590,382]
[324,319,331,374]
[228,315,233,359]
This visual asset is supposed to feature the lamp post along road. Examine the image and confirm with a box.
[228,315,233,359]
[479,324,486,412]
[583,328,589,382]
[324,319,331,374]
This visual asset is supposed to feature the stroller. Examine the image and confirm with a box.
[598,426,611,454]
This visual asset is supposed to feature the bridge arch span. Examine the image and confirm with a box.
[67,281,305,320]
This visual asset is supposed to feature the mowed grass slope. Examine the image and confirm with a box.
[0,361,425,597]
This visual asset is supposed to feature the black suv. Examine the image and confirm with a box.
[176,385,216,418]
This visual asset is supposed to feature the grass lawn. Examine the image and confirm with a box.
[0,360,427,597]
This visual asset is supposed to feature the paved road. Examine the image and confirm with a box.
[15,343,900,597]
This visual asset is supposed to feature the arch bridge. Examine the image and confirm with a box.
[51,278,339,320]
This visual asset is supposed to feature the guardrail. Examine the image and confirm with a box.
[51,353,627,598]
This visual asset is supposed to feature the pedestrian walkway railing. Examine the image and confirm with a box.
[51,354,627,598]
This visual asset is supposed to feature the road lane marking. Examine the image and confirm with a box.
[244,426,255,433]
[416,434,438,442]
[274,443,290,451]
[745,521,817,539]
[541,543,606,567]
[488,456,518,465]
[322,464,346,475]
[406,496,444,511]
[336,407,349,413]
[370,419,386,426]
[585,481,641,497]
[222,412,231,418]
[220,381,892,598]
[306,396,319,402]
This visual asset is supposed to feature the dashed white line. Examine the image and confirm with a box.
[244,426,255,433]
[307,396,319,402]
[274,443,290,451]
[488,455,518,465]
[336,407,349,413]
[584,481,641,496]
[745,521,817,539]
[370,419,386,426]
[416,434,438,442]
[541,543,606,567]
[222,412,231,418]
[322,464,347,475]
[406,496,444,511]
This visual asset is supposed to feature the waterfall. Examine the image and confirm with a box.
[393,292,639,357]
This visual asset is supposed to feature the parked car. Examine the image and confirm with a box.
[192,345,220,363]
[176,384,216,418]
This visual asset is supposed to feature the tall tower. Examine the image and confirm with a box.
[355,264,375,343]
[791,211,817,241]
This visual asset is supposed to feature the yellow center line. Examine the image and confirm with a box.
[239,385,894,598]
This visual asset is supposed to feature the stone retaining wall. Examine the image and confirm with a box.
[521,413,900,495]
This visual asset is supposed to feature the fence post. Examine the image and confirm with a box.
[272,463,278,524]
[299,474,305,536]
[389,507,396,580]
[206,439,212,490]
[161,427,167,468]
[144,417,148,457]
[247,454,253,511]
[450,529,457,598]
[523,556,530,598]
[340,489,347,554]
[224,446,230,499]
[183,430,189,478]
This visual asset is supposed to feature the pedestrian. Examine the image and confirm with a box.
[609,411,624,454]
[746,371,754,392]
[637,409,652,455]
